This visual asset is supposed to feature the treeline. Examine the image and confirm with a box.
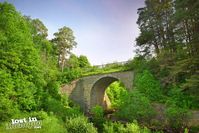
[103,0,199,132]
[136,0,199,107]
[0,2,97,133]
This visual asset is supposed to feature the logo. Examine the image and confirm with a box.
[6,117,42,129]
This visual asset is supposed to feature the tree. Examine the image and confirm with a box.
[31,18,48,38]
[52,26,77,72]
[24,16,48,39]
[67,54,79,68]
[136,0,174,56]
[136,0,199,105]
[172,0,199,95]
[59,54,81,84]
[79,55,91,68]
[0,2,45,119]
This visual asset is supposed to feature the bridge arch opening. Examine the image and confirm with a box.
[90,76,127,110]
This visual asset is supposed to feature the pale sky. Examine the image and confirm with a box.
[1,0,145,65]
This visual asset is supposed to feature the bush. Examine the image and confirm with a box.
[59,67,81,84]
[43,96,82,121]
[129,57,148,72]
[45,81,61,100]
[43,97,66,117]
[40,114,65,133]
[167,86,198,109]
[106,81,128,108]
[125,122,151,133]
[116,90,155,124]
[64,106,83,119]
[91,105,105,132]
[65,116,97,133]
[103,121,125,133]
[165,105,190,128]
[103,121,151,133]
[134,70,163,101]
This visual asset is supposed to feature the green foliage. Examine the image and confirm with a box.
[82,62,131,77]
[23,111,65,133]
[134,70,163,101]
[0,2,46,120]
[64,106,83,119]
[91,105,104,118]
[129,57,161,77]
[44,80,61,100]
[66,54,91,69]
[30,18,48,38]
[103,121,151,133]
[43,96,82,121]
[52,26,77,72]
[0,70,18,121]
[78,55,91,68]
[65,116,97,133]
[59,67,81,84]
[165,105,190,128]
[184,128,188,133]
[136,0,199,110]
[103,121,128,133]
[117,90,156,124]
[58,54,92,84]
[0,4,84,133]
[40,114,65,133]
[164,88,192,129]
[44,97,65,116]
[166,86,199,109]
[67,54,79,68]
[91,105,105,132]
[129,57,149,72]
[106,81,128,108]
[125,122,151,133]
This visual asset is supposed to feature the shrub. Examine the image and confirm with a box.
[165,105,190,128]
[116,90,155,124]
[106,81,128,108]
[125,122,151,133]
[91,105,105,132]
[103,121,151,133]
[64,106,83,119]
[134,70,163,101]
[65,116,97,133]
[167,86,198,109]
[59,67,81,84]
[129,57,148,72]
[103,121,125,133]
[43,96,82,121]
[44,97,65,117]
[40,114,65,133]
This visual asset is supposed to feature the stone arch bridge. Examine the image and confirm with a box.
[61,70,134,112]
